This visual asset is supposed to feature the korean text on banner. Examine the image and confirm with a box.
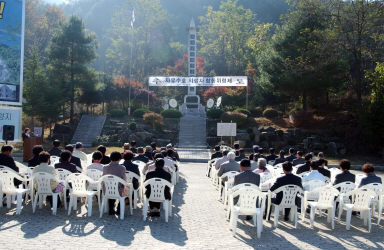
[149,76,247,87]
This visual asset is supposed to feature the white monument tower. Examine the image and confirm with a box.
[179,18,205,115]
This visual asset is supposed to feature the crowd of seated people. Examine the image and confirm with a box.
[210,144,383,221]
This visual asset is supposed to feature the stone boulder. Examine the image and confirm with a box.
[128,131,153,146]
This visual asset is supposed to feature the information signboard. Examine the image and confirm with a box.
[217,123,237,137]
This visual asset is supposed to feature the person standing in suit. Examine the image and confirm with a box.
[269,161,303,221]
[97,145,111,165]
[296,153,313,174]
[54,150,78,173]
[333,159,355,185]
[22,128,31,141]
[234,159,260,186]
[48,140,62,157]
[145,158,172,217]
[28,145,44,167]
[102,151,127,215]
[123,150,140,190]
[292,151,305,166]
[218,152,240,182]
[65,144,82,169]
[134,147,149,163]
[359,163,382,187]
[211,145,223,160]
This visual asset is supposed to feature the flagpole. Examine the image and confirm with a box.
[128,9,135,116]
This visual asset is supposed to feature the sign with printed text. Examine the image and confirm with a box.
[33,127,42,137]
[217,123,237,137]
[0,0,25,105]
[0,106,22,142]
[149,76,248,87]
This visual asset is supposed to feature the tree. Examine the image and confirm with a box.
[257,0,348,110]
[47,16,98,123]
[331,0,384,105]
[199,0,255,75]
[23,49,62,137]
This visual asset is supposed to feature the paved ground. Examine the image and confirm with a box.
[0,162,383,249]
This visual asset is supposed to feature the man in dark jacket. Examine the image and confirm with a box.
[333,159,355,185]
[269,161,303,221]
[134,147,149,163]
[211,145,223,160]
[0,145,21,186]
[285,148,296,162]
[292,151,305,166]
[97,145,111,165]
[235,148,247,161]
[234,159,260,186]
[145,158,171,216]
[65,144,82,169]
[359,163,382,187]
[273,150,286,166]
[48,140,62,157]
[296,154,313,174]
[123,150,141,190]
[266,148,278,163]
[316,159,331,178]
[28,145,44,167]
[54,150,78,173]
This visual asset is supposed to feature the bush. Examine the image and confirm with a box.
[263,108,279,119]
[161,109,182,118]
[207,109,224,119]
[234,108,250,117]
[109,109,126,118]
[220,111,248,127]
[250,106,263,117]
[129,122,136,130]
[143,112,163,128]
[133,108,151,118]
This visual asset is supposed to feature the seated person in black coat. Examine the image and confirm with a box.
[273,150,287,166]
[0,145,22,186]
[54,150,78,173]
[145,158,171,216]
[292,151,305,166]
[235,148,247,161]
[123,150,141,190]
[333,159,355,186]
[130,141,137,154]
[97,145,111,165]
[28,145,44,167]
[211,145,223,160]
[234,143,240,156]
[316,159,331,178]
[249,145,259,161]
[65,144,82,169]
[296,153,313,175]
[269,161,303,221]
[285,148,296,162]
[134,147,149,163]
[359,163,382,188]
[266,148,278,163]
[48,139,62,157]
[144,146,153,160]
[317,152,328,166]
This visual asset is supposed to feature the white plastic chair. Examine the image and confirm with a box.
[267,185,303,228]
[98,175,132,220]
[142,178,173,222]
[227,183,260,220]
[301,180,326,220]
[0,170,29,214]
[307,186,339,229]
[260,172,273,184]
[338,188,376,232]
[50,156,60,165]
[329,168,342,183]
[66,173,98,217]
[125,171,141,208]
[230,184,266,238]
[333,181,356,206]
[360,183,384,223]
[224,177,235,206]
[31,172,62,215]
[86,168,103,191]
[219,171,239,200]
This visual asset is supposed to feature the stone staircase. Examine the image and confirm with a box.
[71,115,106,147]
[177,113,209,162]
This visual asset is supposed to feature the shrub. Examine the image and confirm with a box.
[263,108,279,119]
[234,108,250,117]
[220,111,248,127]
[129,122,137,130]
[143,112,163,129]
[250,106,263,117]
[207,109,224,119]
[133,108,151,118]
[161,109,182,118]
[109,109,126,118]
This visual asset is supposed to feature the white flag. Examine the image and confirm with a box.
[130,9,135,28]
